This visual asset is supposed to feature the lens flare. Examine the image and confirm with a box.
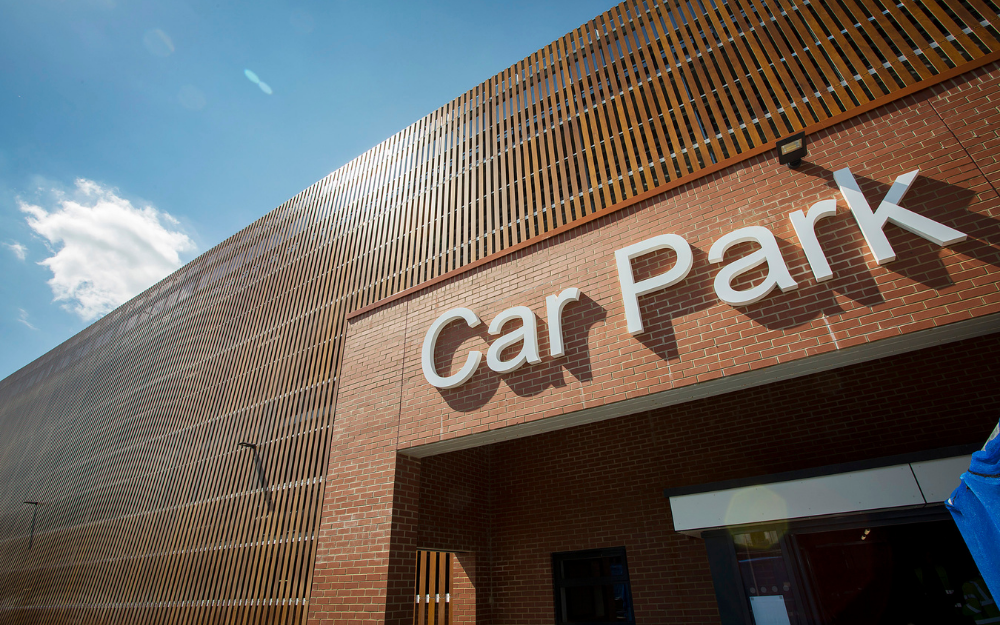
[143,29,174,57]
[244,69,273,95]
[725,486,789,544]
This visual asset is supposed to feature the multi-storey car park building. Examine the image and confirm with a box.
[2,0,1000,623]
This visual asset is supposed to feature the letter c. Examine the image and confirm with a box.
[422,308,483,389]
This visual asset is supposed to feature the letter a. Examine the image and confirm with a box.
[709,226,797,306]
[834,167,966,264]
[487,306,542,374]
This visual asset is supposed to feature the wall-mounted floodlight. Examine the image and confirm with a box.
[23,502,39,549]
[237,442,257,451]
[776,132,807,168]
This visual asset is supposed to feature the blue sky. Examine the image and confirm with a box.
[0,0,613,380]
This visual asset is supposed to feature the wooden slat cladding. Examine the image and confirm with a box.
[0,1,998,623]
[340,0,1000,313]
[0,194,335,625]
[413,551,451,625]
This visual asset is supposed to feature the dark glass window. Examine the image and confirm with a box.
[552,547,635,624]
[712,516,996,625]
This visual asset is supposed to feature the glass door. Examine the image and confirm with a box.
[790,520,993,625]
[723,516,997,625]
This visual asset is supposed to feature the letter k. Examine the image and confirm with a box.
[834,167,966,264]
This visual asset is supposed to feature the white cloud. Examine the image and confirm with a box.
[4,241,27,261]
[20,179,196,322]
[17,309,37,331]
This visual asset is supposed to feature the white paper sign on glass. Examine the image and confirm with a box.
[749,595,792,625]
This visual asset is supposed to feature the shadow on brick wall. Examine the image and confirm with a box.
[634,245,717,361]
[438,295,607,409]
[505,294,606,397]
[437,322,501,412]
[738,232,881,331]
[739,164,993,330]
[808,163,997,284]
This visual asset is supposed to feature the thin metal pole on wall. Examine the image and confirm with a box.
[238,443,274,512]
[23,501,39,549]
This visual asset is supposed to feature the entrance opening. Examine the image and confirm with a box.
[794,520,990,625]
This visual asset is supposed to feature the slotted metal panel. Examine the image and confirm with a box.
[0,1,998,623]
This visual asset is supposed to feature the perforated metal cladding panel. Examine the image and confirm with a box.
[0,0,999,623]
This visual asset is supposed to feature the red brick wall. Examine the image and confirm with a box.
[308,304,411,625]
[418,449,493,623]
[451,552,478,624]
[307,63,1000,624]
[417,448,491,553]
[414,333,1000,625]
[392,62,1000,449]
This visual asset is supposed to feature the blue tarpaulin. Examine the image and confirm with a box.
[948,422,1000,600]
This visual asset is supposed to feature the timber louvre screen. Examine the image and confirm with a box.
[0,1,999,623]
[414,551,451,625]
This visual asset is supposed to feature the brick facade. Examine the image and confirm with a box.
[307,63,1000,624]
[414,333,1000,625]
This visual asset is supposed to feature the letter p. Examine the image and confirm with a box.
[615,234,693,335]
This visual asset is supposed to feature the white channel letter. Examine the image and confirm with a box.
[709,226,798,306]
[834,167,966,264]
[546,287,582,358]
[615,234,693,335]
[421,308,483,389]
[487,306,542,374]
[790,199,838,282]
